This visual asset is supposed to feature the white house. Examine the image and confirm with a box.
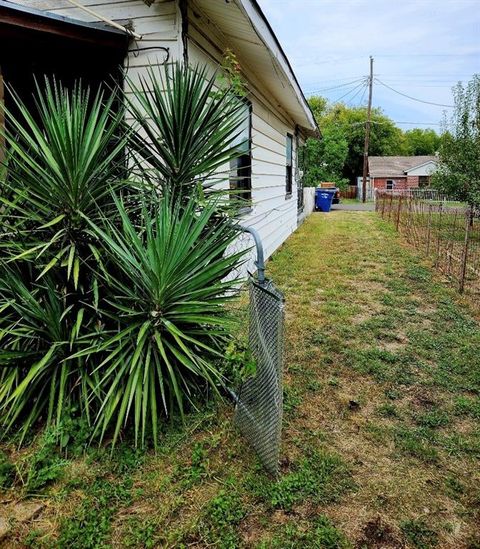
[0,0,318,261]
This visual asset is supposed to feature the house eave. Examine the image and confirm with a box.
[234,0,318,135]
[405,160,438,175]
[0,0,129,49]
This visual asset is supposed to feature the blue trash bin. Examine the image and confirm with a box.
[315,188,336,212]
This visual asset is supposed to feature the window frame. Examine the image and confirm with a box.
[229,98,252,206]
[418,175,430,188]
[386,179,395,190]
[285,132,293,197]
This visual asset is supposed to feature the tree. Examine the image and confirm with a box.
[433,75,480,206]
[322,103,404,182]
[305,96,405,184]
[302,126,348,188]
[403,128,440,155]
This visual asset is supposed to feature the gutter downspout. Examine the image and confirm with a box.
[179,0,189,65]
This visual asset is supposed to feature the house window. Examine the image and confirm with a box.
[386,179,395,190]
[286,133,293,196]
[418,175,430,188]
[229,99,252,204]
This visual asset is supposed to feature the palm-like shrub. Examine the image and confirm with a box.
[0,266,98,442]
[0,65,246,447]
[125,63,246,202]
[0,80,130,284]
[76,196,244,446]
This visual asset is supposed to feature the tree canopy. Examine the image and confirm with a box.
[303,96,440,187]
[403,128,441,156]
[432,75,480,206]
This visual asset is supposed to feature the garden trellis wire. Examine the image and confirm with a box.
[230,227,285,476]
[376,190,480,306]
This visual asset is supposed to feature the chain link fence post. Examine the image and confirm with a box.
[231,226,285,476]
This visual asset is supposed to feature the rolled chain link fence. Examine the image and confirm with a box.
[230,227,285,476]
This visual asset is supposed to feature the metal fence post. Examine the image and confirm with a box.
[388,192,394,221]
[381,192,386,217]
[395,194,402,231]
[239,226,265,284]
[426,203,432,256]
[435,202,443,269]
[459,206,473,293]
[234,225,284,476]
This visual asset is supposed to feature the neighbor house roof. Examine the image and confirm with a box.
[368,156,438,178]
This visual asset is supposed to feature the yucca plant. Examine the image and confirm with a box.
[125,63,247,203]
[0,65,247,448]
[0,79,130,286]
[0,264,98,442]
[73,195,245,447]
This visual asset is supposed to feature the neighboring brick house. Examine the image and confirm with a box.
[368,156,438,190]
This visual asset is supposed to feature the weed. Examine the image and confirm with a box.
[406,265,432,283]
[199,489,245,548]
[58,477,133,548]
[400,519,438,549]
[0,451,15,489]
[263,515,349,548]
[444,475,465,498]
[24,429,67,494]
[454,396,480,419]
[284,386,302,415]
[307,379,323,392]
[256,450,351,511]
[180,442,208,487]
[414,409,450,429]
[393,427,438,462]
[224,339,257,386]
[124,517,158,548]
[377,403,400,418]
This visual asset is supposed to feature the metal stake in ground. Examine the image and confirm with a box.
[460,206,474,293]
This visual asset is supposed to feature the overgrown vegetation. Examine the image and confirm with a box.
[0,64,247,448]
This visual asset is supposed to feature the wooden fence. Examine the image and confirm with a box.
[340,185,357,199]
[376,191,480,301]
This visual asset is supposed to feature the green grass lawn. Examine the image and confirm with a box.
[2,211,480,548]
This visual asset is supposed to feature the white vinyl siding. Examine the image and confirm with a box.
[15,0,307,261]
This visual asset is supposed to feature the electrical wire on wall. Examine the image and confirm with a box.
[124,43,170,72]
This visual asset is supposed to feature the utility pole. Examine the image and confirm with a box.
[362,56,374,203]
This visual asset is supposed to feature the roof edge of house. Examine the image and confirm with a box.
[0,0,128,37]
[235,0,319,135]
[404,159,438,173]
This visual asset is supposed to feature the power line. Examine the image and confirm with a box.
[375,78,454,108]
[394,121,441,126]
[305,78,365,95]
[359,83,368,106]
[347,80,369,105]
[332,80,368,103]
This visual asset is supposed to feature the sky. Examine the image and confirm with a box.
[257,0,480,131]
